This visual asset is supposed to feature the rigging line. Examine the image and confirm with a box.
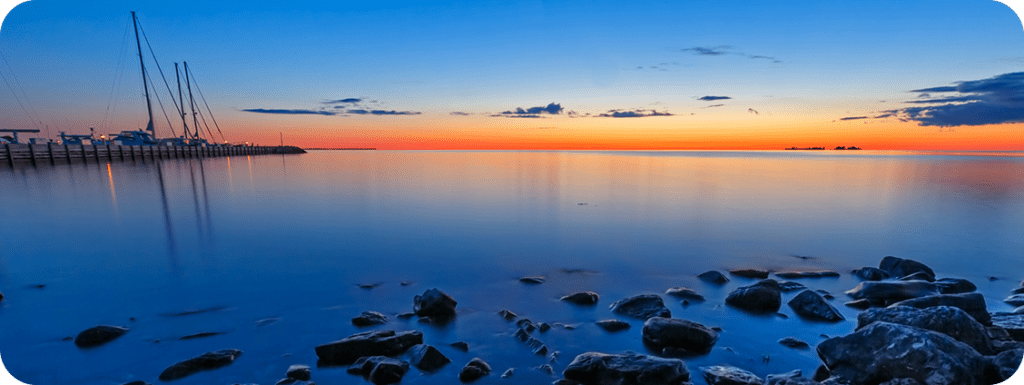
[0,51,43,132]
[145,67,177,137]
[194,98,216,141]
[188,68,227,143]
[102,19,132,132]
[0,61,39,131]
[137,19,184,118]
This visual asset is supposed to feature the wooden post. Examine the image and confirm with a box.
[47,143,55,164]
[106,144,113,161]
[4,144,12,167]
[64,144,71,163]
[118,145,124,161]
[27,144,37,166]
[130,146,136,161]
[93,145,100,162]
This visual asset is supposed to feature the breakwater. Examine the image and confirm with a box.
[1,143,306,167]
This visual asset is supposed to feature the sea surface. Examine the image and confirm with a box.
[1,150,1022,385]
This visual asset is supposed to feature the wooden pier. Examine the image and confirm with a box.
[1,143,284,167]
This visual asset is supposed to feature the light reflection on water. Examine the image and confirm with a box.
[0,150,1022,385]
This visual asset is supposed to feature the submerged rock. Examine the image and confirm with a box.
[701,365,763,385]
[352,311,388,327]
[610,294,671,319]
[699,270,729,285]
[347,356,410,385]
[852,267,889,281]
[74,325,129,348]
[562,352,690,385]
[1005,294,1024,307]
[726,279,782,313]
[844,299,875,310]
[857,306,993,354]
[878,256,935,278]
[561,292,599,305]
[934,278,977,294]
[501,368,514,378]
[778,337,810,349]
[459,358,492,382]
[520,276,545,284]
[991,313,1024,341]
[449,341,469,351]
[889,292,991,325]
[778,281,807,292]
[414,288,457,319]
[775,271,840,279]
[179,331,226,340]
[498,309,517,320]
[642,317,719,354]
[844,281,938,302]
[314,330,423,365]
[158,349,243,381]
[788,290,844,322]
[407,344,450,371]
[729,269,770,279]
[286,364,311,381]
[664,287,705,301]
[595,319,631,332]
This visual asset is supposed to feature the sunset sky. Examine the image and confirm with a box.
[1,0,1023,150]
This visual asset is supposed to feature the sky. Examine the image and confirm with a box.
[0,0,1023,150]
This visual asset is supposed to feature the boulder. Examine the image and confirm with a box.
[985,348,1024,383]
[610,294,671,319]
[158,349,243,381]
[595,319,631,332]
[776,271,840,279]
[778,281,807,292]
[1005,294,1024,307]
[725,279,782,313]
[844,281,938,302]
[407,344,450,371]
[664,287,705,301]
[699,270,729,285]
[889,293,991,325]
[517,318,536,332]
[934,278,976,294]
[561,292,600,305]
[352,311,388,327]
[286,364,311,381]
[459,358,491,382]
[879,256,935,278]
[498,309,517,320]
[778,337,810,349]
[816,322,987,385]
[991,313,1024,341]
[856,306,993,354]
[852,267,889,281]
[642,317,718,354]
[562,352,690,385]
[347,356,409,385]
[315,330,423,365]
[700,366,763,385]
[788,290,844,322]
[898,272,936,282]
[414,288,457,319]
[449,341,469,351]
[843,299,874,310]
[729,269,770,279]
[74,325,129,348]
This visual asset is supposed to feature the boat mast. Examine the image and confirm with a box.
[131,11,156,137]
[184,61,199,141]
[175,62,190,139]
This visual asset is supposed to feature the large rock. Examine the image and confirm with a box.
[816,322,987,385]
[414,288,457,319]
[286,364,311,381]
[562,292,600,305]
[74,325,129,348]
[699,270,729,285]
[856,306,993,354]
[934,278,976,294]
[991,313,1024,341]
[844,281,938,302]
[985,348,1024,383]
[879,256,935,278]
[562,352,690,385]
[700,366,762,385]
[852,267,889,281]
[665,287,705,301]
[459,358,491,382]
[315,330,423,365]
[352,311,388,327]
[642,317,718,354]
[347,356,410,385]
[725,279,782,313]
[775,271,840,279]
[889,293,991,325]
[595,319,631,332]
[788,290,844,322]
[610,294,671,319]
[158,349,243,381]
[898,272,936,282]
[406,344,450,371]
[729,269,770,279]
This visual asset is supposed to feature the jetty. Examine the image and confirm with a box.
[1,143,305,167]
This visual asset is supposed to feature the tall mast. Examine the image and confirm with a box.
[184,61,199,141]
[175,62,189,139]
[131,11,155,136]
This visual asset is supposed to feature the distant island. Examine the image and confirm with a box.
[784,146,861,150]
[304,148,377,150]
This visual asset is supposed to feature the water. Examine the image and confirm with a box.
[0,150,1022,385]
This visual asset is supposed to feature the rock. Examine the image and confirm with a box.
[315,330,423,365]
[554,380,582,385]
[725,279,782,313]
[699,270,729,284]
[74,325,129,348]
[776,271,841,279]
[459,358,491,382]
[179,332,226,340]
[934,278,976,294]
[642,317,719,354]
[813,365,831,382]
[985,348,1024,383]
[898,272,936,282]
[788,290,844,322]
[121,382,152,385]
[610,294,671,319]
[561,292,599,305]
[852,267,889,281]
[498,309,517,320]
[765,370,822,385]
[991,313,1024,341]
[816,322,987,385]
[778,281,807,292]
[501,368,514,378]
[844,281,938,302]
[517,318,536,332]
[1011,287,1024,295]
[347,356,410,385]
[352,311,388,327]
[562,352,690,385]
[396,312,415,319]
[414,288,457,319]
[889,293,990,325]
[520,276,545,284]
[538,322,551,332]
[407,344,450,371]
[844,299,874,309]
[513,328,548,355]
[878,256,934,278]
[0,291,3,302]
[275,379,314,385]
[778,337,810,348]
[816,289,835,300]
[358,282,383,289]
[879,380,921,385]
[730,269,770,279]
[158,349,243,381]
[700,365,763,385]
[664,287,705,301]
[537,364,555,375]
[595,319,631,332]
[450,341,469,351]
[286,365,311,381]
[1005,294,1024,307]
[857,306,993,354]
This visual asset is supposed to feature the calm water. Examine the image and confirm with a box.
[1,150,1022,385]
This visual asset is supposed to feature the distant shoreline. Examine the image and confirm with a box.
[305,148,377,150]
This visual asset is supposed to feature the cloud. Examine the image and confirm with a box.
[598,109,673,118]
[892,72,1024,126]
[501,103,564,116]
[324,98,363,104]
[491,114,545,118]
[840,116,868,120]
[748,108,759,115]
[681,46,781,63]
[348,109,420,115]
[703,104,725,108]
[697,95,731,101]
[243,108,336,116]
[449,111,472,116]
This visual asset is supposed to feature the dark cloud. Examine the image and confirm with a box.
[840,116,868,121]
[598,109,673,118]
[697,96,731,101]
[347,109,369,114]
[243,108,336,116]
[324,98,362,104]
[681,46,781,63]
[449,111,472,116]
[873,113,896,119]
[909,86,957,93]
[894,72,1024,126]
[902,96,982,104]
[348,109,420,115]
[501,103,564,116]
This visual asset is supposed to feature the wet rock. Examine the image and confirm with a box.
[844,299,874,310]
[413,288,458,319]
[815,289,835,300]
[275,379,314,385]
[396,312,415,319]
[400,281,413,286]
[561,292,599,305]
[121,382,152,385]
[934,278,976,294]
[538,322,551,332]
[817,322,987,385]
[898,272,936,282]
[665,287,705,301]
[180,331,226,340]
[286,364,311,381]
[610,294,671,319]
[595,319,631,332]
[1005,294,1024,307]
[788,290,844,322]
[700,365,762,385]
[699,270,729,285]
[776,271,841,279]
[765,370,822,385]
[563,352,689,385]
[517,318,536,332]
[642,317,719,354]
[725,279,782,313]
[347,356,409,385]
[74,325,129,348]
[991,313,1024,341]
[358,282,383,289]
[0,291,3,302]
[778,281,807,292]
[513,328,548,355]
[315,330,423,365]
[878,256,934,279]
[812,365,831,382]
[520,276,545,284]
[498,309,517,320]
[459,358,492,382]
[729,269,770,279]
[778,337,810,348]
[158,349,243,381]
[985,348,1024,383]
[857,306,993,354]
[352,311,388,327]
[450,341,469,351]
[879,380,921,385]
[844,281,938,302]
[407,344,451,371]
[536,364,555,375]
[1011,287,1024,295]
[889,292,990,325]
[852,267,889,281]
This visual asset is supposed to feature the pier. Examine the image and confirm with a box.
[1,143,297,167]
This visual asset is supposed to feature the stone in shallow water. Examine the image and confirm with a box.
[347,356,410,385]
[775,271,840,279]
[698,270,729,285]
[844,281,938,302]
[889,292,991,325]
[844,299,874,309]
[314,330,423,365]
[519,276,545,284]
[158,349,243,381]
[449,341,469,351]
[609,294,671,319]
[642,317,718,354]
[852,267,889,281]
[857,306,993,354]
[74,325,129,348]
[595,319,631,332]
[788,290,844,322]
[1005,294,1024,307]
[778,337,809,348]
[563,352,689,385]
[935,278,976,294]
[778,281,807,292]
[726,279,782,313]
[459,358,491,382]
[561,291,599,305]
[664,287,705,301]
[406,344,450,371]
[285,364,310,381]
[352,311,388,327]
[991,313,1024,341]
[729,269,770,279]
[898,271,936,282]
[700,365,763,385]
[878,256,935,279]
[498,309,517,320]
[413,288,457,319]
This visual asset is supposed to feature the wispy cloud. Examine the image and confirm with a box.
[449,111,472,116]
[347,109,421,115]
[501,103,564,116]
[697,95,731,101]
[703,104,725,108]
[840,116,868,121]
[598,109,673,118]
[242,108,336,116]
[748,108,759,115]
[681,46,781,63]
[323,98,362,104]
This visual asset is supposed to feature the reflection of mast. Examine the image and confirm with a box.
[131,11,155,136]
[156,162,178,264]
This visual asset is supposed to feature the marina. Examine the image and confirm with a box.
[1,143,299,167]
